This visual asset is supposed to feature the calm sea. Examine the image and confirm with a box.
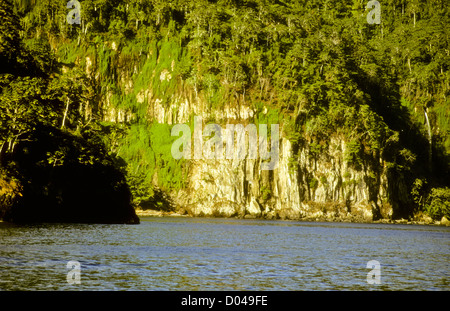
[0,217,449,291]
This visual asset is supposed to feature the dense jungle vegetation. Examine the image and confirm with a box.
[0,0,449,221]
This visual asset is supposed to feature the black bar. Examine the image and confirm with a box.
[0,291,447,310]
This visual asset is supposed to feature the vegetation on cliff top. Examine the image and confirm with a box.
[1,0,449,221]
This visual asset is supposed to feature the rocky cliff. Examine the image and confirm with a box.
[97,70,397,222]
[151,103,393,222]
[76,40,410,223]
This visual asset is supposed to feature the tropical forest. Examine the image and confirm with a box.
[0,0,449,224]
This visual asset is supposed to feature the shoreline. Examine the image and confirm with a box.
[134,209,450,226]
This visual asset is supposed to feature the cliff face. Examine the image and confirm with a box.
[170,115,392,222]
[76,36,414,223]
[100,80,395,221]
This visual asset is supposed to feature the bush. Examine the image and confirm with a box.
[425,187,450,220]
[411,178,427,209]
[345,140,363,170]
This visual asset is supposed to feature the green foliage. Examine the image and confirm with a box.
[0,1,137,223]
[117,122,186,206]
[424,187,450,220]
[309,142,324,160]
[260,185,271,201]
[308,177,319,190]
[255,103,281,127]
[345,140,363,170]
[148,123,186,190]
[4,0,449,215]
[411,178,428,210]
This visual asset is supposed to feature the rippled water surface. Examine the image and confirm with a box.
[0,217,449,290]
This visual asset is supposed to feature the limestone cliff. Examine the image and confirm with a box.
[101,83,397,222]
[166,106,392,222]
[87,46,407,223]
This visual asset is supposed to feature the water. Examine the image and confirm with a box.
[0,217,449,291]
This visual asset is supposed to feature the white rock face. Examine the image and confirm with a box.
[159,101,391,220]
[101,83,392,221]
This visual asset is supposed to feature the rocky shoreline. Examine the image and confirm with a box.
[135,208,450,226]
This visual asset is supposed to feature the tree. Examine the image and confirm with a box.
[0,0,30,75]
[0,75,57,157]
